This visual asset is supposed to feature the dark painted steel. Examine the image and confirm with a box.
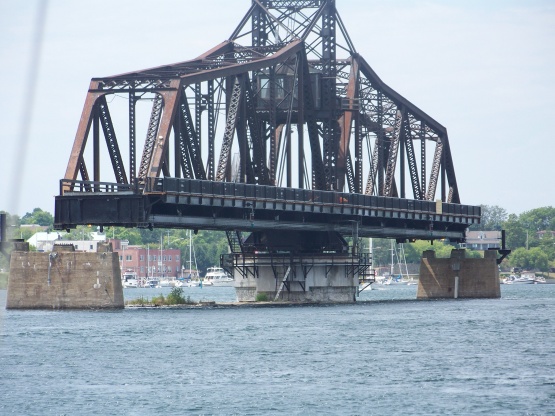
[55,0,479,243]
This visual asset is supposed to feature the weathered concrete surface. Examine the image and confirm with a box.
[234,256,358,303]
[417,249,500,299]
[7,245,123,309]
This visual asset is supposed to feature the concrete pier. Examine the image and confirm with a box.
[232,254,360,303]
[6,243,123,309]
[417,249,500,299]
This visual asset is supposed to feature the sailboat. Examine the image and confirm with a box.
[386,240,414,285]
[175,230,201,287]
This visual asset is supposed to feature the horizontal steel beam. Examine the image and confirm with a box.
[147,214,466,241]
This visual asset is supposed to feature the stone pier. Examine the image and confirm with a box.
[417,249,500,299]
[6,243,123,309]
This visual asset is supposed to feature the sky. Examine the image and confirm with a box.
[0,0,554,218]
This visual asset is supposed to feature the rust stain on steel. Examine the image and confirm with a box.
[63,80,106,192]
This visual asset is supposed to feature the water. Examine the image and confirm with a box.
[1,285,554,415]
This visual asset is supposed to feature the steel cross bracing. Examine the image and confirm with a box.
[55,0,479,242]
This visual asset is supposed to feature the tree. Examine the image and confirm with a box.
[504,213,527,249]
[509,247,549,271]
[519,207,555,233]
[471,205,508,231]
[62,225,91,241]
[20,208,54,227]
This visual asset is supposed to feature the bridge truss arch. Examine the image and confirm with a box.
[56,0,479,244]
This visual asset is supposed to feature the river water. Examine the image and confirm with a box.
[1,284,554,415]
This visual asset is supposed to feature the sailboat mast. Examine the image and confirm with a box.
[390,240,394,276]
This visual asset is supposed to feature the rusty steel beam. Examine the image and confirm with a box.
[146,79,182,180]
[62,81,105,192]
[337,58,358,192]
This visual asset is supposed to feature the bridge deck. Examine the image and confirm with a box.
[55,178,479,242]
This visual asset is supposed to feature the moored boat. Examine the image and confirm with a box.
[122,270,139,288]
[143,279,160,288]
[203,266,234,286]
[503,274,535,284]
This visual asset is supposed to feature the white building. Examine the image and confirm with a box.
[27,232,64,252]
[27,231,107,252]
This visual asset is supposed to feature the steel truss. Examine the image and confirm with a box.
[57,0,476,257]
[62,0,461,203]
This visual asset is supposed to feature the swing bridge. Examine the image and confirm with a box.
[53,0,481,293]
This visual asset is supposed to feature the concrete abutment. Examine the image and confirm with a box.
[417,249,500,299]
[6,243,124,309]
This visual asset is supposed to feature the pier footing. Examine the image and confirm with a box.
[232,253,360,302]
[223,230,369,303]
[417,249,500,299]
[6,243,124,309]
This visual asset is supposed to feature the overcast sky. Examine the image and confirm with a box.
[1,0,554,218]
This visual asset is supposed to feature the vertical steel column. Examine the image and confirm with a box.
[93,102,100,189]
[400,111,406,199]
[207,80,215,180]
[354,107,362,194]
[129,91,136,184]
[321,0,337,190]
[195,83,202,157]
[297,53,305,189]
[377,91,384,195]
[237,76,248,183]
[225,77,234,181]
[269,66,277,184]
[174,105,182,178]
[420,123,426,199]
[441,139,446,202]
[252,3,266,47]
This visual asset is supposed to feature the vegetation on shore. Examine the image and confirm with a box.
[255,292,269,302]
[126,287,195,306]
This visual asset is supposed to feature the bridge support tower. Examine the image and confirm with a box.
[223,230,370,303]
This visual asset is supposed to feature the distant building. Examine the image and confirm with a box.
[108,239,181,280]
[465,230,501,250]
[27,231,106,252]
[27,232,64,252]
[537,230,555,239]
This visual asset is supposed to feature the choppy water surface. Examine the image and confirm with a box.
[1,284,554,415]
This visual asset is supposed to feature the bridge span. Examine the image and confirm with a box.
[54,1,482,302]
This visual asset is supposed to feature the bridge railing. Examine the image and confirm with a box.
[59,179,136,195]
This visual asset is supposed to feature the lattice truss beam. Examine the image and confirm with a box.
[62,0,460,203]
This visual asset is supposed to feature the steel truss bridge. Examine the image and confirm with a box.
[54,0,480,258]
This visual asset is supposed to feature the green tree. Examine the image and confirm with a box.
[509,247,549,271]
[519,207,555,233]
[62,225,91,241]
[20,208,54,227]
[193,230,228,273]
[504,213,527,249]
[470,205,508,231]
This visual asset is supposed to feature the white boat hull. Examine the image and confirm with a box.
[203,266,233,287]
[503,275,535,284]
